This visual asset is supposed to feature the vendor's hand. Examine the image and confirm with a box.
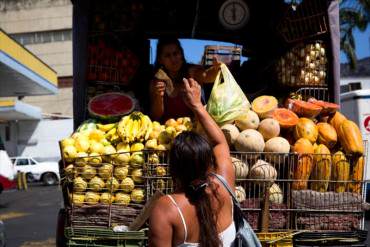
[151,80,166,98]
[182,78,202,110]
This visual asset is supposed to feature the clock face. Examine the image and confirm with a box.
[219,0,249,30]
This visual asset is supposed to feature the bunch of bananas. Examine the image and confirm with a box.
[117,111,153,143]
[99,123,121,145]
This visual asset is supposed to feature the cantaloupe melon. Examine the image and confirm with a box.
[264,137,290,153]
[258,118,280,141]
[251,96,278,119]
[221,124,240,146]
[234,129,265,152]
[235,110,260,130]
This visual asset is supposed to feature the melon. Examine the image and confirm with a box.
[264,137,290,153]
[257,118,280,141]
[221,124,240,146]
[272,108,299,128]
[234,129,265,152]
[235,111,260,130]
[231,157,249,179]
[249,160,277,183]
[269,183,283,204]
[251,96,278,119]
[88,92,135,122]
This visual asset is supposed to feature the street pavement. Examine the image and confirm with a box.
[0,184,62,247]
[0,184,369,246]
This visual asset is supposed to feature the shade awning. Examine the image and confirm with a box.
[0,29,58,97]
[0,100,41,121]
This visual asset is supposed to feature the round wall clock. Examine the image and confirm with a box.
[219,0,250,30]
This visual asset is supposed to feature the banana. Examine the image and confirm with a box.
[110,133,121,145]
[137,115,148,140]
[97,123,116,132]
[104,127,117,141]
[144,116,153,140]
[124,119,134,143]
[131,119,140,142]
[117,116,130,140]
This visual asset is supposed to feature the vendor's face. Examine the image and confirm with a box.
[159,44,184,74]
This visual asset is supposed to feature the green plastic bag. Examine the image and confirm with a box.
[206,64,250,125]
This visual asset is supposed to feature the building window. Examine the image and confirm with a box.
[11,29,72,45]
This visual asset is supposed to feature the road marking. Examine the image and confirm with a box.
[20,238,55,247]
[0,211,31,221]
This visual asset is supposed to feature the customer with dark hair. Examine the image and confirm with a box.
[150,37,220,122]
[149,78,235,247]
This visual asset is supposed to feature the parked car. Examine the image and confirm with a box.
[10,157,60,185]
[0,150,17,193]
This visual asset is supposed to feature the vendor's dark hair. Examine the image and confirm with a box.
[169,131,221,247]
[154,37,186,70]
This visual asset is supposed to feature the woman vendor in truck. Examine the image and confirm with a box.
[149,37,221,122]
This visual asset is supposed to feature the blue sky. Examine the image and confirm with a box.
[340,26,370,62]
[151,26,369,65]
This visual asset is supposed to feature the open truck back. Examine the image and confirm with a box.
[57,0,369,246]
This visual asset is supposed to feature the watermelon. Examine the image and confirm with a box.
[88,92,135,122]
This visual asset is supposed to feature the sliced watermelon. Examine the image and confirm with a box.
[88,92,135,122]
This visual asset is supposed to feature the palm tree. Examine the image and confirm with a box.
[340,0,370,69]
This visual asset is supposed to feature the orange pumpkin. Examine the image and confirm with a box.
[294,118,318,143]
[316,123,337,148]
[292,138,314,190]
[337,120,364,155]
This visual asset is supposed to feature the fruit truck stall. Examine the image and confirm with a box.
[55,1,370,247]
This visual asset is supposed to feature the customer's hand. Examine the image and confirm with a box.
[182,78,202,110]
[151,80,166,98]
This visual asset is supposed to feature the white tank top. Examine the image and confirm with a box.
[167,195,236,247]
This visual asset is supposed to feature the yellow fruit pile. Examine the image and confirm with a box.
[60,113,193,206]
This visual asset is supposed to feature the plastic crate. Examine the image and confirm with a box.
[65,227,147,247]
[257,232,294,247]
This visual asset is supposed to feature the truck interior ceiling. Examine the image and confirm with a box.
[72,0,339,128]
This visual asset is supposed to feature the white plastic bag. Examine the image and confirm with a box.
[206,64,250,125]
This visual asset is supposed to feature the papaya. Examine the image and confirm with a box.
[316,122,337,148]
[307,98,340,115]
[310,144,331,192]
[294,118,318,143]
[288,99,322,118]
[292,138,314,190]
[348,156,364,194]
[332,151,350,193]
[251,96,278,119]
[337,120,364,155]
[272,108,299,129]
[328,111,347,133]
